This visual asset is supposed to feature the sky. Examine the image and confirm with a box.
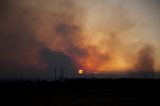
[0,0,160,79]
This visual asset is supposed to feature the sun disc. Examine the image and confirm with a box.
[79,69,84,74]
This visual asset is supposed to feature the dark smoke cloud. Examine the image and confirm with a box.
[0,32,42,66]
[41,48,75,78]
[135,45,155,72]
[0,0,78,79]
[0,0,159,79]
[0,0,45,69]
[0,0,9,18]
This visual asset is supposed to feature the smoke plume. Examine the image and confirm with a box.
[135,45,155,72]
[0,0,159,78]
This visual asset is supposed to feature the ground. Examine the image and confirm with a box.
[0,79,159,106]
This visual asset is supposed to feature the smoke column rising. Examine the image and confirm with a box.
[0,0,160,78]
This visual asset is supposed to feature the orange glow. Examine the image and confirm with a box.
[31,0,159,73]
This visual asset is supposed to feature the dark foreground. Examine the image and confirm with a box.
[0,79,159,106]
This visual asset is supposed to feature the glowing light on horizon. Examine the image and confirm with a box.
[79,69,84,74]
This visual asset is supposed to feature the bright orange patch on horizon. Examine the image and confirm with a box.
[79,69,84,74]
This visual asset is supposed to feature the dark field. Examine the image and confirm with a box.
[0,79,159,106]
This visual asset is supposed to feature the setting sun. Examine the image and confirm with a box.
[79,69,84,74]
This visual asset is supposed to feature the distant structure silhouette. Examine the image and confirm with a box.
[52,66,66,81]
